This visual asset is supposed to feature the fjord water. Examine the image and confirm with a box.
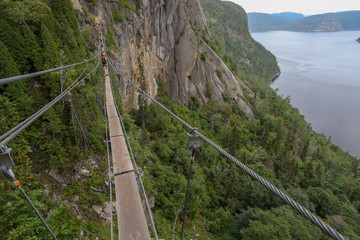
[252,31,360,157]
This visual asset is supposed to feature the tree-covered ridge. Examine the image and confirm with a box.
[0,0,359,239]
[200,0,280,83]
[247,12,304,32]
[272,12,305,22]
[287,11,360,31]
[248,10,360,32]
[128,84,360,239]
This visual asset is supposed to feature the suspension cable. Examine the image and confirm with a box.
[83,87,104,139]
[107,65,159,240]
[117,99,159,240]
[0,63,100,147]
[0,166,58,240]
[0,55,97,85]
[180,147,196,240]
[103,71,114,240]
[0,65,90,143]
[141,95,146,172]
[108,62,348,240]
[71,103,106,183]
[98,34,115,238]
[18,187,58,240]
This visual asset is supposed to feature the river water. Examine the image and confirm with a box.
[252,30,360,158]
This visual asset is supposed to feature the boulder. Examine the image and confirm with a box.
[79,167,92,177]
[92,205,102,215]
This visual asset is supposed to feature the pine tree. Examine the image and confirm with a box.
[40,23,60,98]
[20,23,43,71]
[49,0,78,30]
[0,20,27,73]
[0,40,32,117]
[0,40,20,79]
[40,23,59,69]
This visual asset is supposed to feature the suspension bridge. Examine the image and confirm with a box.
[0,30,349,240]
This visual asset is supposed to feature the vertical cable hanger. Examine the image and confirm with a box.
[180,129,201,240]
[0,156,58,240]
[140,93,147,172]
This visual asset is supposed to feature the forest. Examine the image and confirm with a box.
[0,0,359,239]
[248,10,360,32]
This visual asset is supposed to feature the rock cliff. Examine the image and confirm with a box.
[73,0,255,119]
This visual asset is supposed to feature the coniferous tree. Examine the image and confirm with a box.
[0,40,32,117]
[0,20,27,73]
[40,23,60,98]
[40,23,59,69]
[0,40,20,79]
[20,23,43,71]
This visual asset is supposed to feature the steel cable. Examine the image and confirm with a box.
[0,165,58,240]
[0,55,97,85]
[0,63,100,147]
[71,104,106,183]
[180,149,195,240]
[84,89,104,139]
[18,187,58,240]
[103,72,114,240]
[0,63,96,143]
[107,66,159,240]
[195,131,347,240]
[108,62,347,240]
[116,94,160,240]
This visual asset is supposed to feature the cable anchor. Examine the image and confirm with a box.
[0,146,15,180]
[64,92,73,106]
[188,128,201,153]
[80,79,86,87]
[105,180,114,186]
[140,93,147,104]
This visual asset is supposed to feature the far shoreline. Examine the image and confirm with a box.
[251,29,360,33]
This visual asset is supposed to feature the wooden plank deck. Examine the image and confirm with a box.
[105,75,150,240]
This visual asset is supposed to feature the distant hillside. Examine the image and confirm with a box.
[272,12,305,22]
[248,12,304,31]
[201,0,280,81]
[248,11,360,32]
[287,11,360,31]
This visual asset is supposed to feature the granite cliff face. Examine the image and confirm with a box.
[72,0,255,119]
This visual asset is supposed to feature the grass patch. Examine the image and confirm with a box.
[112,12,123,23]
[119,0,135,11]
[106,30,120,52]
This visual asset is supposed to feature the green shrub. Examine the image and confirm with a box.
[112,11,123,23]
[200,51,207,61]
[106,30,120,52]
[119,0,134,11]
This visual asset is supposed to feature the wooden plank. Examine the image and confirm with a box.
[110,136,131,174]
[114,173,150,240]
[105,75,150,240]
[107,104,118,118]
[108,117,122,137]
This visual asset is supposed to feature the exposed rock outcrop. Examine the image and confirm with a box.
[73,0,255,119]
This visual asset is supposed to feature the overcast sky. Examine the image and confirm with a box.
[228,0,360,15]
